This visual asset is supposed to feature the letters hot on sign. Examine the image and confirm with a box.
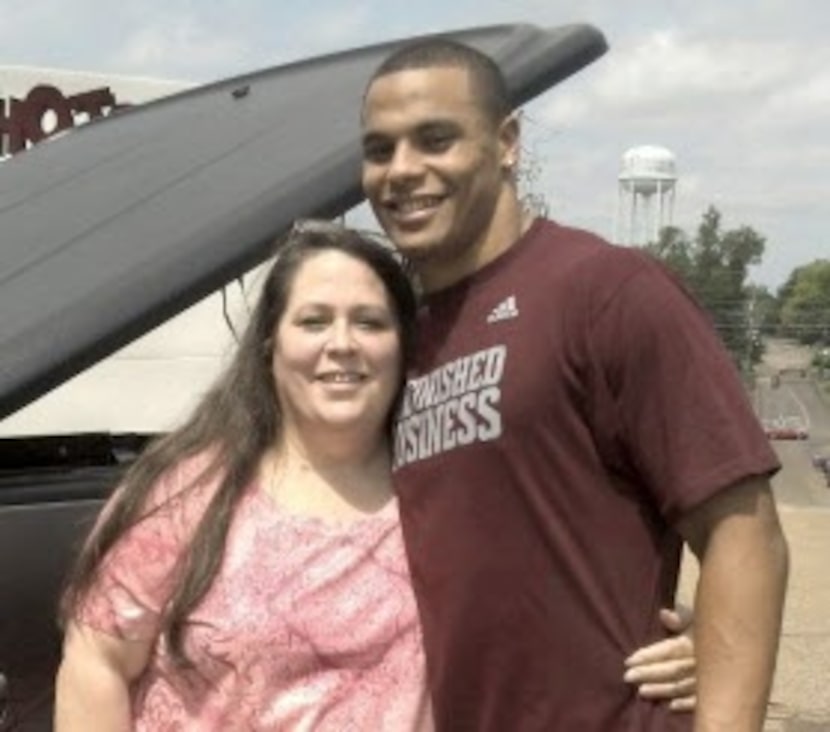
[0,85,125,156]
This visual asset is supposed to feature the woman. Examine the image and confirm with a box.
[56,224,694,730]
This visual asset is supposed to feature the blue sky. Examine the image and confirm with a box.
[2,0,827,289]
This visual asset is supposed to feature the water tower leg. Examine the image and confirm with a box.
[654,180,666,242]
[668,186,675,227]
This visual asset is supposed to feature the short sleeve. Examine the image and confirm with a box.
[589,256,779,521]
[74,461,204,641]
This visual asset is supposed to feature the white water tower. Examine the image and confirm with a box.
[616,145,677,245]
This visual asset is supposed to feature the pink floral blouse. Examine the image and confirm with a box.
[76,456,432,731]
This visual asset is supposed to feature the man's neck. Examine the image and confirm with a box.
[419,200,535,295]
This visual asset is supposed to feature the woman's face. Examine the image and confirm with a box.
[272,250,403,443]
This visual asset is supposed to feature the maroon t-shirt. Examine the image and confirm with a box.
[393,219,779,731]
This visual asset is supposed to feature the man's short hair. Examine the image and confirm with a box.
[367,37,512,127]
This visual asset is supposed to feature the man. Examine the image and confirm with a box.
[360,38,788,731]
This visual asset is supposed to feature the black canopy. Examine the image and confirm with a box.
[0,23,607,420]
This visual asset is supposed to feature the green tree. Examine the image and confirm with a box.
[777,259,830,346]
[643,206,766,372]
[745,283,778,337]
[647,225,693,279]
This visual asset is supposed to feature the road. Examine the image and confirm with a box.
[757,340,830,508]
[758,374,830,508]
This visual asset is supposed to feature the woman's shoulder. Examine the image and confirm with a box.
[136,447,227,521]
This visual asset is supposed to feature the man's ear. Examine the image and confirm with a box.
[498,112,521,173]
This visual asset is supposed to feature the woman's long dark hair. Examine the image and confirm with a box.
[60,223,418,665]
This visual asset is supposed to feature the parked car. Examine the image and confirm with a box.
[762,417,809,441]
[0,23,608,731]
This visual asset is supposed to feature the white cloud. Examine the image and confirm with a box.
[115,19,247,78]
[762,69,830,125]
[301,3,374,49]
[536,94,589,129]
[567,30,801,119]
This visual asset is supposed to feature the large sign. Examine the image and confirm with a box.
[0,84,126,155]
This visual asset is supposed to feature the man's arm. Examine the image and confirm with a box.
[677,475,789,731]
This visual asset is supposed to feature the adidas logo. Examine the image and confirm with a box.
[486,295,519,324]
